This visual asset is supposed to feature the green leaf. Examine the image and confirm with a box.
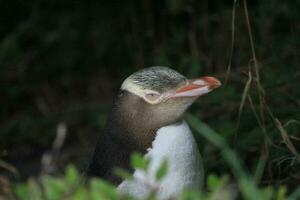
[130,152,149,171]
[14,183,30,200]
[207,174,229,192]
[71,186,89,200]
[260,186,273,200]
[207,174,222,191]
[114,167,133,180]
[43,176,67,200]
[155,159,169,181]
[28,179,42,200]
[90,178,119,200]
[65,165,79,185]
[180,188,203,200]
[276,186,287,200]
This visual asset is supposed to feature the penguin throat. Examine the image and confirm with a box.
[117,109,159,151]
[114,91,183,151]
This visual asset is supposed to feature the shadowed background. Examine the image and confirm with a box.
[1,0,299,191]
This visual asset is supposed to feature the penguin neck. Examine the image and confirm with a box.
[111,92,158,151]
[112,90,181,152]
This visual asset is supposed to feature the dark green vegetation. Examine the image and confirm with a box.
[0,0,299,199]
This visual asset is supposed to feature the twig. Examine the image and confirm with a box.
[0,159,19,178]
[235,71,252,142]
[225,0,238,84]
[243,0,273,178]
[274,118,300,163]
[243,0,267,137]
[41,122,67,175]
[248,96,277,148]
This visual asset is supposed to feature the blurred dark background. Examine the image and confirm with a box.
[1,0,299,189]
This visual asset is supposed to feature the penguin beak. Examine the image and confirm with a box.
[171,76,221,98]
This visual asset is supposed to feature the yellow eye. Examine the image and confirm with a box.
[145,93,160,102]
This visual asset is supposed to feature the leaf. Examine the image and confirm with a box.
[260,186,273,200]
[130,152,149,171]
[155,159,168,181]
[28,179,43,200]
[14,183,30,200]
[207,174,222,191]
[90,178,119,200]
[207,174,229,192]
[113,167,133,180]
[43,176,66,200]
[180,188,203,200]
[276,186,287,200]
[71,186,89,200]
[65,165,79,186]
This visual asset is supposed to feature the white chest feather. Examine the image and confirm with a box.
[118,121,203,199]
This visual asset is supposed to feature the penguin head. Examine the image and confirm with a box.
[119,66,221,128]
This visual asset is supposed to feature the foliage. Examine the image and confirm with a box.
[8,155,300,200]
[13,165,119,200]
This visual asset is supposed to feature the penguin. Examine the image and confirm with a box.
[86,66,221,199]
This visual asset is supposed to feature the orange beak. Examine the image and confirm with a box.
[171,76,221,98]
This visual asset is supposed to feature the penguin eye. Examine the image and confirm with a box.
[144,93,161,103]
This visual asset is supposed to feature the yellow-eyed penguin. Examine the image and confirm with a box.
[86,66,221,199]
